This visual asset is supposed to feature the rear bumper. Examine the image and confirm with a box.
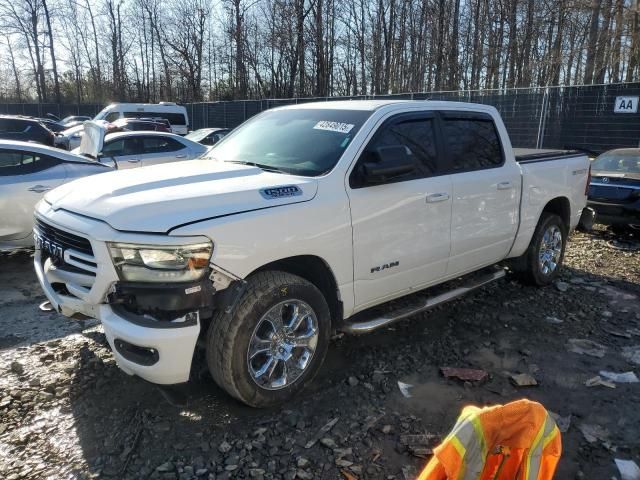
[588,199,640,226]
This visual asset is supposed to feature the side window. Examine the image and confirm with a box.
[0,150,60,176]
[105,112,120,122]
[140,136,183,153]
[124,111,145,119]
[123,138,143,155]
[441,116,503,172]
[3,119,28,133]
[102,139,125,157]
[350,117,438,188]
[164,113,186,126]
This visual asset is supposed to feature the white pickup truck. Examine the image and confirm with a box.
[34,101,590,407]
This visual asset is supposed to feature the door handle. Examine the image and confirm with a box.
[497,181,513,190]
[426,193,450,203]
[28,185,51,193]
[127,158,140,163]
[175,154,187,159]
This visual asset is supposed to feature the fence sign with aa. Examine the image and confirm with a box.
[614,96,639,113]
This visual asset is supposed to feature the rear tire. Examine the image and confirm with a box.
[206,271,331,407]
[512,213,567,286]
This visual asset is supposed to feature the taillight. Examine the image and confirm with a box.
[585,164,591,195]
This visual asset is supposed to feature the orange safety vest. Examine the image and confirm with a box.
[418,399,562,480]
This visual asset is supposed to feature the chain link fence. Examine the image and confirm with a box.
[3,82,640,154]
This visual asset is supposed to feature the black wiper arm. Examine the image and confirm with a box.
[225,160,287,174]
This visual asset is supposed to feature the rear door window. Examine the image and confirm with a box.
[0,150,61,176]
[0,119,29,133]
[440,112,504,172]
[140,136,184,153]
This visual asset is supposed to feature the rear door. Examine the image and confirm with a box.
[137,136,189,166]
[348,112,452,311]
[440,111,521,275]
[0,149,66,243]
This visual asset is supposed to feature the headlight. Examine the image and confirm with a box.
[108,242,212,283]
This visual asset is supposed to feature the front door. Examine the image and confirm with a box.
[439,111,521,275]
[347,113,452,312]
[101,138,142,169]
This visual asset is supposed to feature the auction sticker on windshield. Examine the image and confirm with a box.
[313,121,355,134]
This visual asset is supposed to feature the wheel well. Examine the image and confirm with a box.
[253,256,342,325]
[542,197,570,228]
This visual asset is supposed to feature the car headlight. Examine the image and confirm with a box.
[108,242,212,283]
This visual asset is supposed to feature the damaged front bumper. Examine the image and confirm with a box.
[35,252,208,384]
[32,209,242,385]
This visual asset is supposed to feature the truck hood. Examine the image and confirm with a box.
[44,160,318,233]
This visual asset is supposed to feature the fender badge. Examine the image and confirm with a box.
[260,185,302,199]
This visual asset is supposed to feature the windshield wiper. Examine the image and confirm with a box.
[225,160,288,174]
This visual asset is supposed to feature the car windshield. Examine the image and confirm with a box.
[209,108,372,176]
[186,129,215,143]
[592,151,640,174]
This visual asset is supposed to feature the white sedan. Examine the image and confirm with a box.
[0,140,113,250]
[72,129,208,169]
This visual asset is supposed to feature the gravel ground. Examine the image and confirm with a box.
[1,227,639,480]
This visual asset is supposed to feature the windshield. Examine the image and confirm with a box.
[186,129,214,142]
[94,105,114,121]
[209,108,372,176]
[592,151,640,174]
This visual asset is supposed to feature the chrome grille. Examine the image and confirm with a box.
[35,219,97,297]
[34,218,93,256]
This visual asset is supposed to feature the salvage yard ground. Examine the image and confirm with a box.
[1,227,639,480]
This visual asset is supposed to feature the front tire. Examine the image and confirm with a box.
[513,213,567,286]
[206,271,331,407]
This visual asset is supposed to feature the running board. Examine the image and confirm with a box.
[341,267,506,334]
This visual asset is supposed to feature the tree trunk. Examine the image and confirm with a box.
[593,0,612,84]
[42,0,61,104]
[6,37,23,103]
[583,0,602,84]
[610,0,624,82]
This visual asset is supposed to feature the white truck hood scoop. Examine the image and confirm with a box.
[44,160,318,233]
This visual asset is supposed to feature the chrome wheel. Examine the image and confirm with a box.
[538,225,563,275]
[247,300,319,390]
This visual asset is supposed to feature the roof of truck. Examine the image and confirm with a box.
[276,99,495,112]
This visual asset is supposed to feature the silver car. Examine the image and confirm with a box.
[0,140,113,250]
[72,130,208,169]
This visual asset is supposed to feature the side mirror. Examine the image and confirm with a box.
[361,145,416,184]
[98,155,118,169]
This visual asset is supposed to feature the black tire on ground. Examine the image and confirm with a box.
[206,271,331,407]
[511,212,568,286]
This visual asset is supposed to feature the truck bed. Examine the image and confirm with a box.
[514,148,585,163]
